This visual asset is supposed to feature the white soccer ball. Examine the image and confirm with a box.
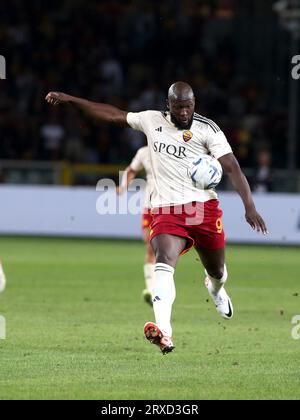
[188,154,223,190]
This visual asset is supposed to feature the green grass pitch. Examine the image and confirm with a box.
[0,237,299,400]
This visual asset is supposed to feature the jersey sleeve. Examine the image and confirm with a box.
[129,149,144,172]
[127,112,147,132]
[206,127,232,160]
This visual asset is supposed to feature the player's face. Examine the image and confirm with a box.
[168,98,195,130]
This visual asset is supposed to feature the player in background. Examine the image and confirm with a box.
[0,261,6,293]
[45,82,267,355]
[116,146,155,306]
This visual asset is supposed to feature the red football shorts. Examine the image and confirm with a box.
[149,200,225,254]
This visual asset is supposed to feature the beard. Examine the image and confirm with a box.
[170,113,194,130]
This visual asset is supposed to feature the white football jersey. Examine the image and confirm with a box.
[127,111,232,208]
[129,146,153,209]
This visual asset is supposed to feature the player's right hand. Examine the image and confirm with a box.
[45,92,70,106]
[245,208,268,235]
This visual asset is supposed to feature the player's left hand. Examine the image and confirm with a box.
[245,209,268,234]
[116,186,124,195]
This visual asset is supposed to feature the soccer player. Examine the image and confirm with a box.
[0,261,6,293]
[116,146,156,306]
[46,82,267,355]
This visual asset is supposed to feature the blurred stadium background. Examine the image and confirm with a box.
[0,0,299,189]
[1,0,300,401]
[1,0,300,243]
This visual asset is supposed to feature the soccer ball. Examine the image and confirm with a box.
[188,154,223,189]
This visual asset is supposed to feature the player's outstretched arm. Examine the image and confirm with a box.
[116,167,137,195]
[45,92,128,127]
[218,153,268,234]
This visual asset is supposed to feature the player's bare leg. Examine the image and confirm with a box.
[142,228,156,306]
[0,260,6,293]
[196,247,233,319]
[152,234,187,269]
[144,234,187,353]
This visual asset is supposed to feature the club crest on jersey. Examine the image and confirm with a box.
[183,130,193,142]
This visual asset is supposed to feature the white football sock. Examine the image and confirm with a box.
[0,262,6,293]
[152,263,176,337]
[143,263,155,295]
[205,265,228,295]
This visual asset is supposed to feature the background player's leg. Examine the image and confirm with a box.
[142,228,156,305]
[195,247,233,319]
[149,234,187,337]
[0,260,6,293]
